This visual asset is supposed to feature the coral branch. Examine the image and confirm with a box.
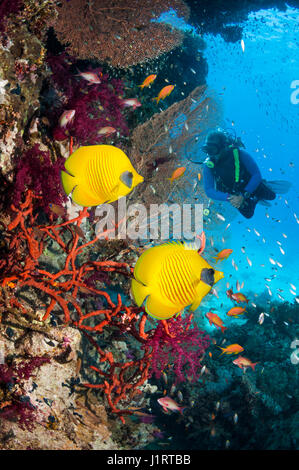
[0,190,156,422]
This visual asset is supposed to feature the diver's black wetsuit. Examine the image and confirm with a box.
[203,147,276,218]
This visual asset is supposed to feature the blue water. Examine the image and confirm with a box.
[158,6,299,331]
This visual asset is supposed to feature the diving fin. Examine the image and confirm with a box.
[258,199,272,207]
[264,180,292,194]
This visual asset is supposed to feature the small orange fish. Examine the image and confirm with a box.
[59,109,75,128]
[157,396,185,414]
[168,166,186,183]
[214,249,233,263]
[121,98,141,110]
[133,411,155,418]
[218,343,244,355]
[232,292,249,304]
[205,312,227,334]
[197,172,201,181]
[49,203,65,217]
[73,224,86,239]
[209,352,212,358]
[153,85,175,103]
[139,74,157,89]
[233,356,259,371]
[97,126,116,136]
[227,307,246,317]
[196,231,206,255]
[77,71,102,84]
[226,289,249,304]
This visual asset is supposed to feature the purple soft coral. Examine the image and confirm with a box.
[12,144,67,214]
[0,357,50,431]
[46,53,129,146]
[144,314,210,384]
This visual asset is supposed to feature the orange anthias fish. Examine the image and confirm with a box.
[227,306,246,317]
[205,311,227,333]
[226,288,234,300]
[59,109,75,128]
[139,74,157,89]
[121,98,142,110]
[77,71,102,84]
[233,356,259,371]
[157,396,185,414]
[49,203,65,217]
[196,231,206,255]
[168,166,186,183]
[97,126,116,136]
[232,292,249,304]
[153,85,175,103]
[214,249,233,263]
[218,343,244,355]
[226,289,249,304]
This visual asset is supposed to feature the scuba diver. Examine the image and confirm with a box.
[201,129,290,219]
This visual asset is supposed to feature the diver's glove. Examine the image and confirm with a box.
[228,194,244,208]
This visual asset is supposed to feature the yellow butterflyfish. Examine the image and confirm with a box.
[61,145,144,206]
[131,241,224,320]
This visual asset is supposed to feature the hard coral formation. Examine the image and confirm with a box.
[52,0,189,68]
[0,325,118,449]
[0,3,52,180]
